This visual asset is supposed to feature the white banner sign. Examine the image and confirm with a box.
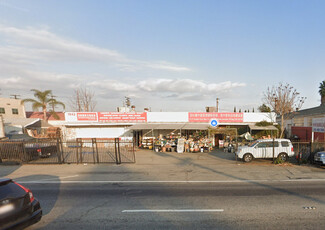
[312,117,325,133]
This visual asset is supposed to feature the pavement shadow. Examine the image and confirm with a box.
[0,165,21,178]
[150,150,325,205]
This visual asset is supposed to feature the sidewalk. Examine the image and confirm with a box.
[1,149,324,182]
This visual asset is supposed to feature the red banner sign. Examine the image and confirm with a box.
[98,112,147,123]
[188,112,243,123]
[76,112,98,121]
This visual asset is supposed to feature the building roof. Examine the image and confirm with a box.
[26,112,65,120]
[3,118,41,127]
[248,124,278,131]
[293,105,325,117]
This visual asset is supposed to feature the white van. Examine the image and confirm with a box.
[236,139,294,162]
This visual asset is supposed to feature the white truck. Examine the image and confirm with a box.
[236,139,295,162]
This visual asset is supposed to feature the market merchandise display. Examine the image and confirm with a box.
[153,135,213,153]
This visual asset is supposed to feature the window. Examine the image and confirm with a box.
[257,141,279,148]
[0,107,5,114]
[12,108,19,115]
[281,141,289,147]
[256,142,267,148]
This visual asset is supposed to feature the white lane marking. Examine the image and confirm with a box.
[16,179,325,184]
[122,209,224,213]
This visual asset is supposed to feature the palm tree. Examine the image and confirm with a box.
[22,89,65,121]
[319,81,325,105]
[49,98,66,120]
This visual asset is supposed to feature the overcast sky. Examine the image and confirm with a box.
[0,0,324,112]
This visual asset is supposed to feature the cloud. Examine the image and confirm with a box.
[89,78,246,100]
[0,2,29,12]
[0,24,190,72]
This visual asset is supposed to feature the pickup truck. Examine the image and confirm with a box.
[0,140,57,163]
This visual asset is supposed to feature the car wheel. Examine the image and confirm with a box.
[278,153,288,162]
[243,153,253,162]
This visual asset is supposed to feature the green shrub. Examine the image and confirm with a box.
[274,158,285,164]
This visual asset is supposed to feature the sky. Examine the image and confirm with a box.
[0,0,324,112]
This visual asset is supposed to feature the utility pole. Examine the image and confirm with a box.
[216,98,219,112]
[10,94,21,99]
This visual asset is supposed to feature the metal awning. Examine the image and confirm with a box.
[4,118,41,128]
[128,123,160,130]
[249,124,278,131]
[182,123,209,130]
[129,123,209,130]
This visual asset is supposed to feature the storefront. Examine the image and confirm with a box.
[63,111,276,152]
[130,123,211,152]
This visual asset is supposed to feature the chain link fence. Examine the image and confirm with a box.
[0,138,135,164]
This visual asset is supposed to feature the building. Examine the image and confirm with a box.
[284,105,325,141]
[0,97,26,119]
[62,112,277,146]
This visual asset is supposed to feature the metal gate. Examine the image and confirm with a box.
[0,138,135,164]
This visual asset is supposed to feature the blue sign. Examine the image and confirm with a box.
[210,119,218,127]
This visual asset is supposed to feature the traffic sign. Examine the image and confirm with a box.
[210,119,218,127]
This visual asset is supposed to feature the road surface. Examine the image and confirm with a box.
[26,180,325,230]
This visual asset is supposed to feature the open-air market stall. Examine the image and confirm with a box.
[62,111,277,154]
[129,123,213,153]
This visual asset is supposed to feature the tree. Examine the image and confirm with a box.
[22,89,65,121]
[49,97,66,119]
[258,104,271,112]
[70,87,97,112]
[263,83,306,138]
[234,106,236,112]
[319,80,325,105]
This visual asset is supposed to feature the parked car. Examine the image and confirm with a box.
[0,178,42,229]
[314,151,325,166]
[236,139,295,162]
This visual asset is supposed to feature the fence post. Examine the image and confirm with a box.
[133,140,136,163]
[114,138,120,165]
[60,137,65,163]
[272,138,275,163]
[76,138,81,164]
[117,138,122,164]
[21,141,28,163]
[308,141,312,163]
[95,139,99,164]
[56,138,62,164]
[92,138,96,164]
[79,139,83,164]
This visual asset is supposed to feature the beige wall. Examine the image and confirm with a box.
[0,115,5,138]
[0,98,26,119]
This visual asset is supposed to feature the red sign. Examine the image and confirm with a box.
[188,112,243,123]
[77,112,98,121]
[98,112,147,123]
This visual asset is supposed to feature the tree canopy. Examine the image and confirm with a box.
[263,83,305,138]
[22,89,65,121]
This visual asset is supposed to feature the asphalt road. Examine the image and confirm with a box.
[26,180,325,230]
